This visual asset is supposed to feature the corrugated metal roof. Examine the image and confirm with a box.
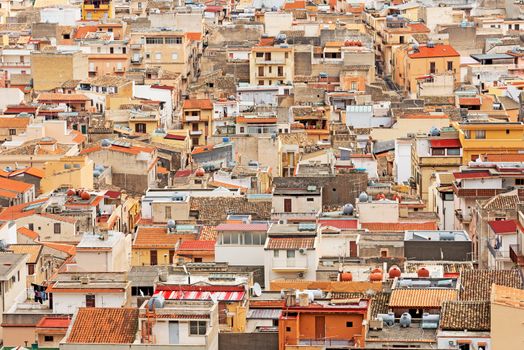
[247,309,282,319]
[154,290,245,302]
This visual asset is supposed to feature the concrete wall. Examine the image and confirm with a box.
[219,332,278,350]
[404,241,472,261]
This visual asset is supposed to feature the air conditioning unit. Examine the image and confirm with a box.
[299,248,307,255]
[297,272,304,278]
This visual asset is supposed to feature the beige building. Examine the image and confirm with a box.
[31,50,88,91]
[250,43,294,86]
[491,284,524,350]
[0,254,28,340]
[182,99,213,146]
[40,156,94,194]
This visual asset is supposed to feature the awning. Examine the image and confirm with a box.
[154,290,245,301]
[430,139,461,148]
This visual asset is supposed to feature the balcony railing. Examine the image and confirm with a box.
[510,244,524,266]
[487,242,504,258]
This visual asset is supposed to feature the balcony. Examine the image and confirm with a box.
[455,209,471,224]
[184,115,200,122]
[189,130,203,136]
[255,58,286,65]
[272,257,308,272]
[510,244,524,266]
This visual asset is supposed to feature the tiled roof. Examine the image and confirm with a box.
[482,191,520,210]
[331,291,390,318]
[199,225,218,240]
[80,144,156,156]
[40,213,78,224]
[183,99,213,110]
[283,0,305,9]
[74,25,97,39]
[133,226,196,248]
[459,97,481,106]
[440,301,490,331]
[215,223,268,231]
[190,197,272,225]
[266,237,315,250]
[37,93,89,102]
[0,117,31,128]
[0,198,48,221]
[17,227,39,240]
[178,240,216,251]
[488,219,518,235]
[67,308,138,344]
[7,244,42,263]
[459,270,523,301]
[408,44,460,59]
[318,219,358,229]
[6,167,45,178]
[41,242,76,256]
[453,170,491,179]
[0,177,33,193]
[361,221,437,231]
[186,32,202,41]
[36,316,71,329]
[389,289,457,308]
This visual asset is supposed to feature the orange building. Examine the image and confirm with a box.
[278,299,369,350]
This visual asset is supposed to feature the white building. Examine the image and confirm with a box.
[271,186,322,222]
[74,231,132,272]
[263,223,320,287]
[134,85,174,128]
[39,7,81,26]
[394,138,413,184]
[215,223,269,266]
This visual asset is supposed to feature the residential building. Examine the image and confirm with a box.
[215,222,268,266]
[271,185,322,222]
[0,254,29,339]
[31,51,88,92]
[491,284,524,350]
[182,98,213,146]
[250,39,294,86]
[81,0,114,20]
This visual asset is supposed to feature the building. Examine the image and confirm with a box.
[0,254,29,339]
[81,0,114,20]
[394,43,460,94]
[250,39,294,86]
[31,51,88,92]
[74,231,131,272]
[40,156,94,194]
[271,185,322,222]
[215,222,268,267]
[182,99,213,146]
[491,284,524,350]
[404,230,472,261]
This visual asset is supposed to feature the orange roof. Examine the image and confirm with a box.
[283,0,305,9]
[408,44,460,59]
[66,308,138,344]
[80,144,155,156]
[191,145,214,155]
[361,221,437,231]
[41,242,76,256]
[133,226,196,248]
[183,99,213,110]
[36,316,71,329]
[199,225,218,240]
[17,226,39,240]
[0,198,48,221]
[236,116,277,124]
[459,97,481,106]
[40,213,78,224]
[408,23,430,33]
[178,240,216,251]
[157,166,169,174]
[74,26,97,39]
[389,289,458,308]
[37,93,89,102]
[0,189,18,199]
[186,32,202,41]
[71,130,86,144]
[0,117,31,129]
[0,177,33,193]
[6,167,45,178]
[257,37,275,46]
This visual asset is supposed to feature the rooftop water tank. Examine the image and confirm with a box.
[342,203,354,215]
[439,232,455,241]
[417,267,430,278]
[340,272,353,282]
[358,191,369,202]
[400,312,412,328]
[148,294,165,311]
[377,313,395,326]
[388,266,401,279]
[101,139,111,147]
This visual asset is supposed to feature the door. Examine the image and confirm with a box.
[349,241,357,257]
[168,321,179,344]
[150,250,158,265]
[284,198,292,213]
[315,316,325,340]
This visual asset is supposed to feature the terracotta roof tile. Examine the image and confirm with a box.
[0,177,33,193]
[459,270,523,301]
[331,291,390,318]
[459,97,481,106]
[178,240,216,251]
[266,237,315,250]
[17,226,39,240]
[199,225,218,240]
[80,144,156,156]
[67,308,138,344]
[134,226,196,248]
[37,93,89,102]
[482,191,520,210]
[7,244,42,263]
[491,284,524,309]
[41,242,76,256]
[39,213,78,224]
[183,99,213,110]
[283,0,305,9]
[36,316,71,329]
[318,219,358,229]
[0,198,48,221]
[440,301,490,331]
[408,44,460,59]
[0,117,31,128]
[389,289,457,308]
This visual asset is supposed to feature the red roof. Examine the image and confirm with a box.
[408,44,460,59]
[488,220,518,235]
[165,134,187,141]
[178,240,216,251]
[174,169,192,177]
[267,237,315,249]
[215,223,268,231]
[318,219,358,229]
[74,26,97,39]
[361,221,437,231]
[283,0,306,9]
[154,285,245,301]
[36,317,71,329]
[430,139,461,148]
[407,23,430,33]
[205,5,223,12]
[453,171,492,179]
[459,97,481,106]
[183,99,213,110]
[186,32,202,41]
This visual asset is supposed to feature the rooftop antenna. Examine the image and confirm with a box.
[183,264,191,284]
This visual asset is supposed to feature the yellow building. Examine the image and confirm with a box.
[81,0,114,20]
[250,40,294,86]
[128,110,160,134]
[40,156,94,194]
[394,43,460,94]
[7,244,45,288]
[182,99,213,146]
[132,226,197,266]
[453,120,524,163]
[31,51,88,92]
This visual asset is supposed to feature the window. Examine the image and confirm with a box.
[431,148,445,156]
[443,193,454,201]
[165,37,182,44]
[447,61,453,71]
[399,35,404,44]
[256,52,263,58]
[351,82,357,90]
[165,206,171,220]
[286,326,291,332]
[155,52,162,60]
[85,294,95,307]
[258,80,264,86]
[63,33,70,40]
[189,321,207,335]
[264,52,271,61]
[28,223,34,231]
[287,250,295,258]
[447,148,460,156]
[171,53,178,60]
[146,37,163,44]
[278,66,284,77]
[258,66,264,77]
[307,198,314,202]
[429,62,436,74]
[54,223,61,234]
[44,335,54,342]
[28,264,35,275]
[274,250,280,257]
[475,130,486,139]
[346,321,353,327]
[464,130,471,139]
[516,179,524,186]
[9,129,16,136]
[110,47,114,54]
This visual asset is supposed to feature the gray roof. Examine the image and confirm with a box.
[373,140,395,154]
[247,309,282,319]
[0,253,28,279]
[470,53,514,61]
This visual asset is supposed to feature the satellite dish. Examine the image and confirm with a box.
[210,293,219,304]
[252,283,262,297]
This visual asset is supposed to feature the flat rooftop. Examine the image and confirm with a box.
[404,230,470,242]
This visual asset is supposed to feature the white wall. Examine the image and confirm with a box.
[394,140,412,184]
[134,85,173,128]
[53,292,126,314]
[0,88,24,112]
[436,194,455,231]
[351,158,378,180]
[272,195,322,214]
[215,245,265,266]
[318,234,358,258]
[153,320,207,345]
[437,332,490,350]
[264,12,293,36]
[0,221,17,245]
[357,201,399,223]
[264,247,318,287]
[40,7,81,26]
